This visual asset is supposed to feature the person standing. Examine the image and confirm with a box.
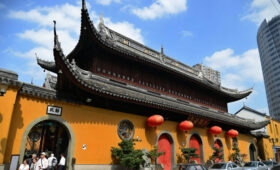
[18,159,29,170]
[47,153,57,170]
[30,158,37,170]
[37,152,48,170]
[28,154,37,168]
[58,154,65,170]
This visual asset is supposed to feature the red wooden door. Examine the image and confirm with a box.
[214,140,222,162]
[189,135,201,164]
[158,135,171,170]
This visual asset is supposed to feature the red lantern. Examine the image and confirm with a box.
[179,121,194,131]
[227,129,238,138]
[209,126,222,135]
[147,115,164,127]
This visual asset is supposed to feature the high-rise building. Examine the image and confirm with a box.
[193,64,221,85]
[257,16,280,121]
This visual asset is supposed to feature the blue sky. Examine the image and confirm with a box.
[0,0,279,114]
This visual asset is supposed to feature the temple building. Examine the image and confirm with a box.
[0,1,271,170]
[235,106,280,162]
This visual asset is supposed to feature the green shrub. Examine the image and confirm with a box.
[111,139,145,170]
[180,147,199,163]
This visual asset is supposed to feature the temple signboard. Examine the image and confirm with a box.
[47,105,62,116]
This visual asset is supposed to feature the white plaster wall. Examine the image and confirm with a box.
[236,109,268,134]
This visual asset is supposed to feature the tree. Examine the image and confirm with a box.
[229,142,243,165]
[180,147,199,163]
[147,145,165,164]
[210,146,224,162]
[111,139,145,170]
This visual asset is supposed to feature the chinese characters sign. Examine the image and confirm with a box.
[47,106,62,116]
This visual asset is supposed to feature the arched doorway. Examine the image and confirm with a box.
[188,134,203,164]
[24,120,69,160]
[249,143,257,161]
[214,139,224,162]
[156,132,175,170]
[19,116,75,170]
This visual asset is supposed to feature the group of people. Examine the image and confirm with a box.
[19,152,66,170]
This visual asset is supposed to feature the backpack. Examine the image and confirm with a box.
[52,157,57,167]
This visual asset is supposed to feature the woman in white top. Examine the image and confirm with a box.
[18,159,29,170]
[30,158,37,170]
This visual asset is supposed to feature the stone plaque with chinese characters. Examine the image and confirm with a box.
[47,105,62,116]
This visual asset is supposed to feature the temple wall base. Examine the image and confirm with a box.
[73,164,164,170]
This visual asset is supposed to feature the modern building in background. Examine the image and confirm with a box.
[193,64,221,85]
[257,16,280,121]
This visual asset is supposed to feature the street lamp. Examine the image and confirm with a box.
[0,84,8,96]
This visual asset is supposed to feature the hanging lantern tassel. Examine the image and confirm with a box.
[147,115,164,127]
[226,129,238,138]
[179,120,194,132]
[209,126,222,136]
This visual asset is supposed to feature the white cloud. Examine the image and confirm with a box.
[17,29,77,55]
[131,0,187,20]
[17,29,53,48]
[95,0,120,6]
[105,19,144,43]
[203,48,263,90]
[8,2,145,82]
[181,30,192,37]
[243,0,280,24]
[6,47,52,61]
[222,73,245,90]
[204,49,240,71]
[4,47,53,81]
[9,3,82,34]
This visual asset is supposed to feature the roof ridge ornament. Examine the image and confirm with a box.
[98,13,115,44]
[53,21,56,35]
[82,0,87,10]
[53,20,61,50]
[71,59,76,66]
[53,20,57,47]
[159,45,165,63]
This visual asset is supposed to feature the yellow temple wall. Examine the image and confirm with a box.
[2,91,257,165]
[260,138,273,160]
[267,118,280,146]
[260,117,280,160]
[0,86,20,164]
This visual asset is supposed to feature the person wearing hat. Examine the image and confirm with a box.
[36,152,48,170]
